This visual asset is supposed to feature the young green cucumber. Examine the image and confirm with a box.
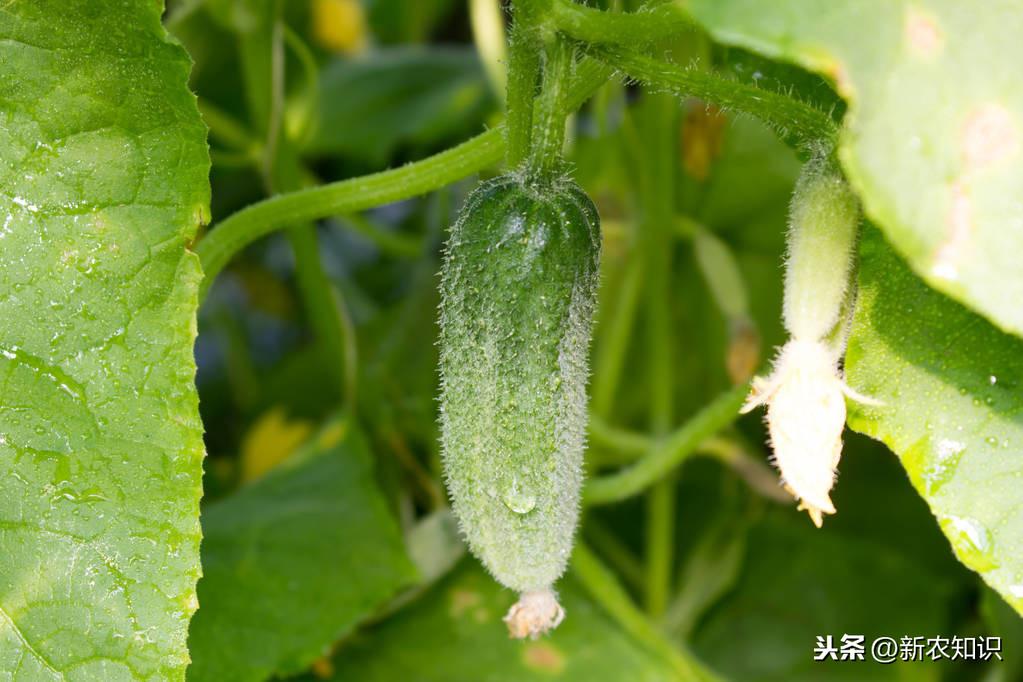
[439,174,600,638]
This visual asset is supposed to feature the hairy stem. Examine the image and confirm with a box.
[551,0,694,46]
[526,37,573,180]
[504,2,544,167]
[590,44,838,149]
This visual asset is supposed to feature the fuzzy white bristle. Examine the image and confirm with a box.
[743,339,878,527]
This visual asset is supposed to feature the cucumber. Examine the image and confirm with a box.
[439,174,600,637]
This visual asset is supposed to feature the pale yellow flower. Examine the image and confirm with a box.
[742,339,879,527]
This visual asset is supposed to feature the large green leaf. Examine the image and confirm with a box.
[0,2,209,678]
[299,559,680,682]
[845,229,1023,615]
[186,416,418,681]
[683,0,1023,337]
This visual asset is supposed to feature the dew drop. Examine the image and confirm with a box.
[940,515,998,573]
[923,439,964,495]
[502,480,537,515]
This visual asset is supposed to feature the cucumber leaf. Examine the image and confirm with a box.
[0,1,209,678]
[846,229,1023,616]
[684,0,1023,337]
[186,417,418,681]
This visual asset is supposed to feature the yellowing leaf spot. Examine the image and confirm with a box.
[931,180,971,282]
[933,104,1017,280]
[905,7,943,59]
[523,642,566,673]
[240,407,313,482]
[449,588,482,618]
[312,0,368,55]
[962,103,1018,171]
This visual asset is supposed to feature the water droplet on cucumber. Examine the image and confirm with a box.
[502,480,536,515]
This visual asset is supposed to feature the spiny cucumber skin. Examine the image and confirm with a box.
[439,175,601,593]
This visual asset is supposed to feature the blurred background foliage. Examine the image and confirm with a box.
[164,0,1020,679]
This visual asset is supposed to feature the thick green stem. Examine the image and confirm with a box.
[196,59,614,299]
[526,37,573,180]
[552,0,694,46]
[504,5,543,167]
[585,384,749,505]
[590,44,838,149]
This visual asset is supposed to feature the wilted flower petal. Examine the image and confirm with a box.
[742,339,877,527]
